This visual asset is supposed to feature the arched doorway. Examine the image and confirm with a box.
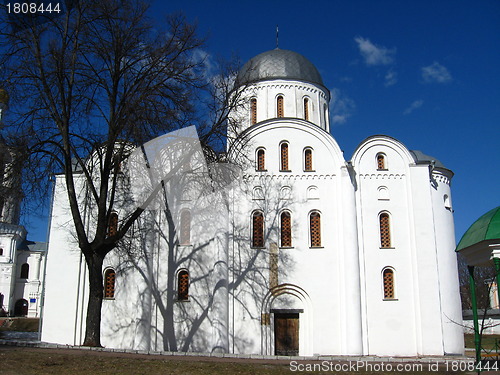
[14,299,28,316]
[261,284,313,356]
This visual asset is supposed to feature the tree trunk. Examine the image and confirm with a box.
[83,252,105,347]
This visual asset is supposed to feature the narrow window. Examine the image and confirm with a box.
[250,98,257,125]
[383,268,395,299]
[104,268,116,298]
[257,149,265,171]
[304,149,313,171]
[108,212,118,237]
[252,211,264,248]
[277,95,284,118]
[20,263,29,279]
[377,153,386,170]
[323,104,328,127]
[304,98,309,121]
[380,213,391,248]
[178,270,189,301]
[0,248,3,256]
[280,211,292,247]
[280,142,289,171]
[180,209,191,245]
[444,194,452,211]
[310,212,321,247]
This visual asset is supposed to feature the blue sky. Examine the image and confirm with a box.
[25,0,499,243]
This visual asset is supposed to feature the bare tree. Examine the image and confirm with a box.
[0,0,245,347]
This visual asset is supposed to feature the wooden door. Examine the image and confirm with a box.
[274,313,299,356]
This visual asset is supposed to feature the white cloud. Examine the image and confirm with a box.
[421,62,452,83]
[191,48,216,81]
[354,37,395,66]
[403,99,424,115]
[339,76,352,83]
[384,69,398,87]
[330,88,356,125]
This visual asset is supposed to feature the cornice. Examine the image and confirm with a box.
[359,173,405,180]
[251,82,328,100]
[243,174,336,182]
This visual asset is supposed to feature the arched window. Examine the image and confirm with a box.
[379,213,391,248]
[14,299,28,316]
[304,98,309,121]
[280,211,292,247]
[104,268,116,298]
[377,153,386,170]
[383,268,395,299]
[180,209,191,245]
[256,149,265,171]
[250,98,257,125]
[108,212,118,237]
[277,95,284,118]
[178,270,189,301]
[20,263,29,279]
[310,211,321,247]
[252,211,264,248]
[280,142,289,171]
[304,148,313,171]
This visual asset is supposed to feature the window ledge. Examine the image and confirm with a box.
[380,247,395,250]
[304,170,316,172]
[280,246,294,249]
[176,299,190,302]
[251,246,266,249]
[377,169,389,172]
[104,298,115,301]
[280,170,292,173]
[383,298,398,301]
[309,246,324,249]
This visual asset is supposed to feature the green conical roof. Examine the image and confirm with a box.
[456,206,500,251]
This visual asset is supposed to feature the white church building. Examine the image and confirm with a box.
[0,88,47,318]
[41,49,464,356]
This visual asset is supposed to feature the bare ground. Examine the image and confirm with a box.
[0,345,476,375]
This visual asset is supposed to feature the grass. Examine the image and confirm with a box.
[0,347,471,375]
[464,333,500,349]
[0,321,475,374]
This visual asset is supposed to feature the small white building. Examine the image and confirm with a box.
[41,49,464,356]
[0,88,47,318]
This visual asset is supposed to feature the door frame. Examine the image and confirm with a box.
[271,308,303,356]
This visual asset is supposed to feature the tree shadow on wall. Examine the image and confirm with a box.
[105,150,296,353]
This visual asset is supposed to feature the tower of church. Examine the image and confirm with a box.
[0,87,45,318]
[0,88,22,225]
